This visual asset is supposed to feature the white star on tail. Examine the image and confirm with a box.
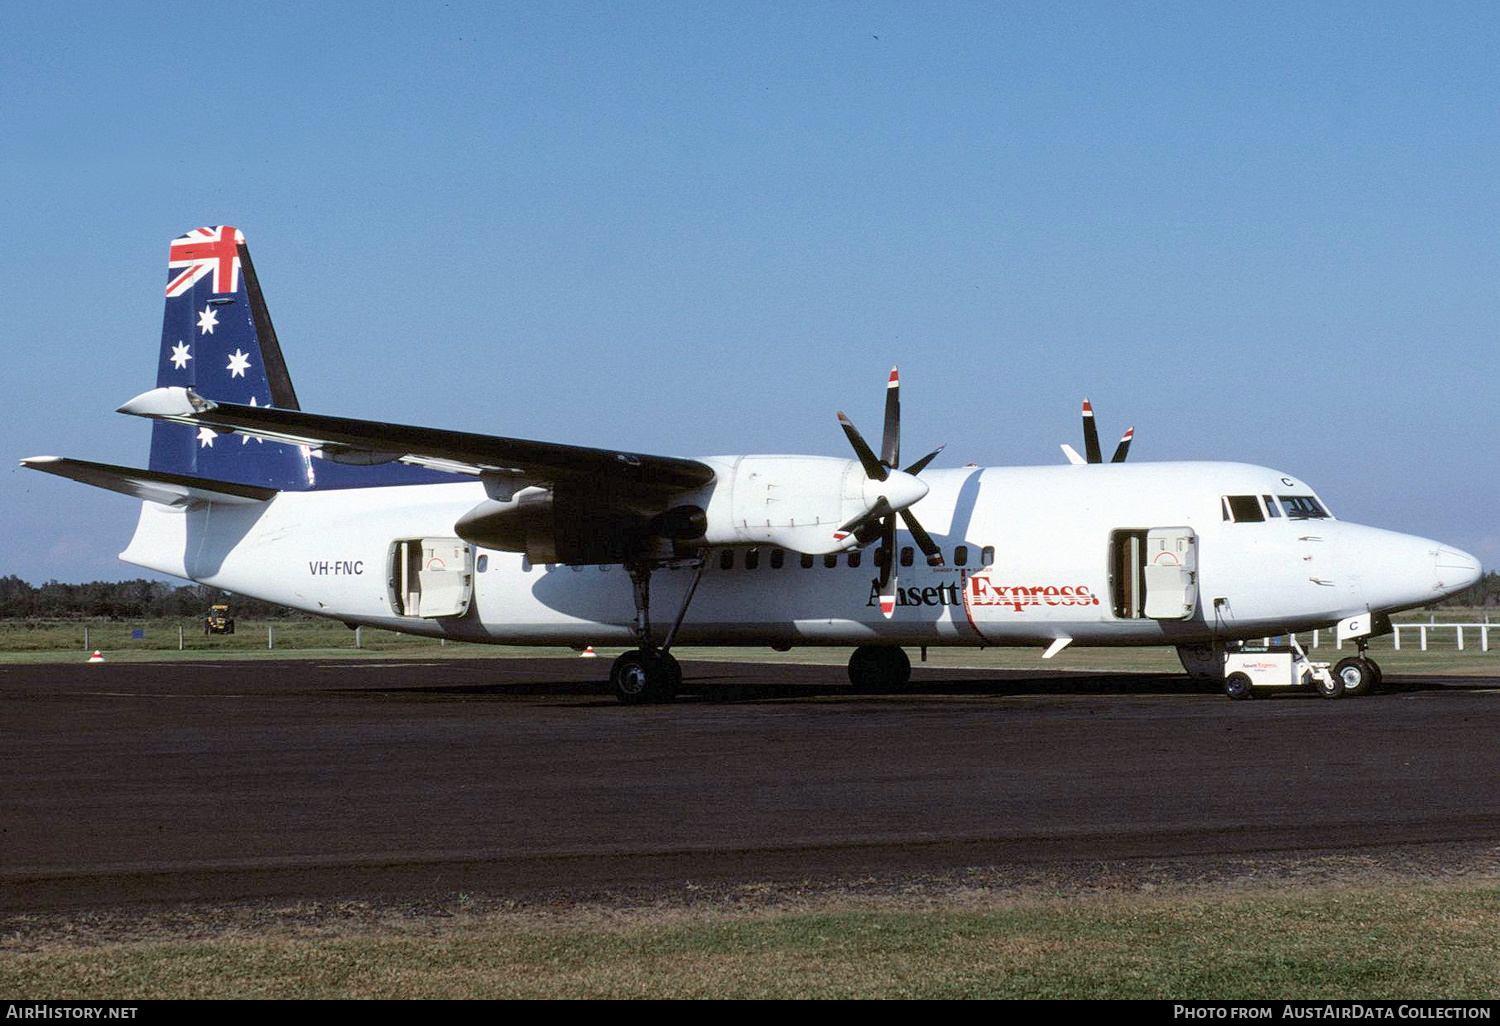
[197,306,218,335]
[169,342,192,370]
[227,349,251,378]
[197,427,216,448]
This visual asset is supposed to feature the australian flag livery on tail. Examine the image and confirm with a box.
[150,225,449,490]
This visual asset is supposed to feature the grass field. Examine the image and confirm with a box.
[5,865,1499,999]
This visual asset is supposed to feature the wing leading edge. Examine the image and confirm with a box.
[117,387,716,494]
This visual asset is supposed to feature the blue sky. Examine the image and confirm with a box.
[4,2,1497,582]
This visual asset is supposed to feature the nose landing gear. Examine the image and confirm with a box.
[1333,638,1383,697]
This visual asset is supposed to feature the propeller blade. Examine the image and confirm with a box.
[833,496,892,543]
[881,366,900,471]
[877,516,897,618]
[903,445,944,476]
[838,412,888,481]
[1111,427,1134,463]
[899,508,945,566]
[1082,398,1102,464]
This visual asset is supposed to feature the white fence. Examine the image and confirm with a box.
[1290,619,1495,653]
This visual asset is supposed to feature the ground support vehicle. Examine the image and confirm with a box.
[1221,636,1372,699]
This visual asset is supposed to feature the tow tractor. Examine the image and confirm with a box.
[204,602,235,635]
[1222,636,1346,700]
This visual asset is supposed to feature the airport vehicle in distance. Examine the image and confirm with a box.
[22,227,1483,702]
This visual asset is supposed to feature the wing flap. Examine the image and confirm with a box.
[118,387,716,493]
[21,456,277,506]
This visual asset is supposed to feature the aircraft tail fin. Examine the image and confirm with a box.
[147,226,453,490]
[149,226,315,488]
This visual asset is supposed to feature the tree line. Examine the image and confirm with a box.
[0,576,303,620]
[2,570,1495,621]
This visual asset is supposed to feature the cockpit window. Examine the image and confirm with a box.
[1279,495,1330,520]
[1222,495,1265,523]
[1262,495,1281,518]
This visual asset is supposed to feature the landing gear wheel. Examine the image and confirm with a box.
[657,652,682,701]
[847,646,912,693]
[1224,672,1254,701]
[1316,668,1345,699]
[1333,656,1374,697]
[1363,657,1383,693]
[611,650,679,705]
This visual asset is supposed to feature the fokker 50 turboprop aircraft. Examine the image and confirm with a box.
[23,227,1484,702]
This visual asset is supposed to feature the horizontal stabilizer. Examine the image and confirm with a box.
[118,387,717,493]
[19,456,277,507]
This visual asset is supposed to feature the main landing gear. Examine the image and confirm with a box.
[847,645,912,692]
[610,557,705,705]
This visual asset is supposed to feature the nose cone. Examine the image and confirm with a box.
[1338,525,1483,612]
[867,469,929,512]
[1435,546,1483,595]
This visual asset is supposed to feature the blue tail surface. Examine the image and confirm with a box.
[148,226,448,490]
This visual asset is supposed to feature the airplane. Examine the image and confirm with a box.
[22,226,1485,703]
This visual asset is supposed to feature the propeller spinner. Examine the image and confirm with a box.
[835,368,945,618]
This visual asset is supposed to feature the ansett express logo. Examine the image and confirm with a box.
[866,580,965,609]
[865,573,1101,613]
[965,572,1101,614]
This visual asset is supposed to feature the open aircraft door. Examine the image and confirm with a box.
[1111,527,1197,621]
[1141,527,1197,620]
[389,537,473,618]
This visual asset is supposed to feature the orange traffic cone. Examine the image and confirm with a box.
[88,650,105,663]
[579,646,598,658]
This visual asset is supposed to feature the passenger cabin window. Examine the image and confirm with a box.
[900,547,914,567]
[719,550,734,570]
[770,548,785,570]
[848,550,862,568]
[824,554,839,569]
[981,545,995,566]
[1222,495,1265,523]
[744,549,760,571]
[479,555,491,573]
[954,545,969,567]
[800,553,814,569]
[1279,495,1331,520]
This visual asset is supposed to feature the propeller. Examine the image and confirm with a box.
[1066,398,1134,464]
[835,367,945,618]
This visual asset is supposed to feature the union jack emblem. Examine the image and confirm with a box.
[166,226,244,297]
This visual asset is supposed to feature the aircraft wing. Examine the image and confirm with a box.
[20,456,277,506]
[117,387,715,492]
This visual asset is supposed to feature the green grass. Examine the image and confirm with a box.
[5,884,1498,998]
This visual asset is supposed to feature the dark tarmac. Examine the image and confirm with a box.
[5,657,1499,912]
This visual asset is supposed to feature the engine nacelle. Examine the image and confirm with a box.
[456,483,709,565]
[697,455,915,555]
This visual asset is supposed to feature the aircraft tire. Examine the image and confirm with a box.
[847,646,911,693]
[1223,672,1254,701]
[1363,657,1384,692]
[1333,657,1374,698]
[1315,669,1345,699]
[610,651,676,705]
[658,652,682,701]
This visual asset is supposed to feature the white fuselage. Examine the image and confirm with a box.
[119,460,1481,649]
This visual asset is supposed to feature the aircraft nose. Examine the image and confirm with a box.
[1435,546,1483,594]
[1338,525,1483,612]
